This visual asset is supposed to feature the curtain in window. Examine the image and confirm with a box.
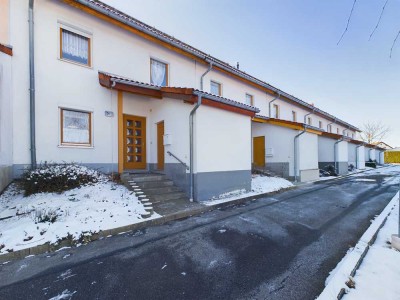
[151,60,167,86]
[62,29,89,65]
[63,110,90,144]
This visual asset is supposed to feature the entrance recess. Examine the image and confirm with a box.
[123,114,146,169]
[253,136,265,167]
[157,121,165,170]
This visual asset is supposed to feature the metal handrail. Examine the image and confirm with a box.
[167,151,189,170]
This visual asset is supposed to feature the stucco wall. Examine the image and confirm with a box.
[318,136,335,163]
[0,51,13,191]
[252,122,296,177]
[0,0,9,44]
[298,132,319,173]
[348,143,357,167]
[196,105,251,173]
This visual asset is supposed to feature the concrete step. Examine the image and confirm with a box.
[128,174,167,182]
[152,198,197,215]
[144,186,181,195]
[150,192,187,203]
[133,180,174,189]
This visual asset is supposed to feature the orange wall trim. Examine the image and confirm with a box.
[118,91,124,173]
[0,43,12,56]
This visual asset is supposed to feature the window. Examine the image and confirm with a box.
[292,111,297,122]
[319,121,323,129]
[307,117,312,125]
[60,28,91,66]
[150,59,168,86]
[210,80,222,96]
[61,109,92,146]
[343,129,346,135]
[245,94,254,106]
[328,124,332,133]
[337,128,339,134]
[273,104,279,118]
[352,133,354,139]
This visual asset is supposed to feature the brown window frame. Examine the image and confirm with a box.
[60,108,92,147]
[59,28,92,67]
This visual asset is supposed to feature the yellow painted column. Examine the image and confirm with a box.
[118,91,123,173]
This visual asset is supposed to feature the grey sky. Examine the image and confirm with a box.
[102,0,400,146]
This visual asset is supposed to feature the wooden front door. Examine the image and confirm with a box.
[123,114,146,169]
[157,121,165,170]
[253,136,265,167]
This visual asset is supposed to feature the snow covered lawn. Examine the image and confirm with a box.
[342,201,400,300]
[0,182,159,255]
[205,175,293,206]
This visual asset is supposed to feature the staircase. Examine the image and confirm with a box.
[121,173,190,216]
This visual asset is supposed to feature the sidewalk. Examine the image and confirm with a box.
[317,191,400,300]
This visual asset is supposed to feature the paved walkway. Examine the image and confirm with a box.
[0,167,398,300]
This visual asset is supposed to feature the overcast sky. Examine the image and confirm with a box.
[102,0,400,147]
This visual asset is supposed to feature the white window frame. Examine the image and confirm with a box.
[150,57,169,86]
[59,106,94,148]
[308,117,312,126]
[58,22,93,68]
[210,80,222,96]
[319,121,323,129]
[292,111,297,122]
[245,93,254,106]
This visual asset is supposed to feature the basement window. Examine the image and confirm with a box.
[60,28,91,66]
[60,108,92,146]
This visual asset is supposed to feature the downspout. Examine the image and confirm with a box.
[189,62,212,202]
[294,125,307,182]
[268,92,280,118]
[304,109,315,124]
[29,0,37,169]
[327,118,336,132]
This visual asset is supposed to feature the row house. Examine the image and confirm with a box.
[0,0,386,198]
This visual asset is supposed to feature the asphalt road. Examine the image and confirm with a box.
[0,166,399,300]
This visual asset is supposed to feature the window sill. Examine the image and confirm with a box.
[58,144,94,149]
[58,58,93,69]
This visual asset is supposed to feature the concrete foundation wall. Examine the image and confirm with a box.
[0,165,12,192]
[195,170,251,202]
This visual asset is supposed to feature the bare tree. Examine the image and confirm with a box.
[360,121,391,144]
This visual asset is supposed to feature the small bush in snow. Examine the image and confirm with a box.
[33,208,58,223]
[21,163,107,196]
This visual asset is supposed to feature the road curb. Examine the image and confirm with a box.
[312,165,391,185]
[316,191,399,300]
[0,186,296,263]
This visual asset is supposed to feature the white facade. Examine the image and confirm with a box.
[1,0,363,196]
[0,50,13,190]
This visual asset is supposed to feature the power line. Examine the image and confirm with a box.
[337,0,358,45]
[390,29,400,58]
[369,0,389,41]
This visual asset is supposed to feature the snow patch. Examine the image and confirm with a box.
[204,175,293,206]
[49,289,77,300]
[0,182,160,255]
